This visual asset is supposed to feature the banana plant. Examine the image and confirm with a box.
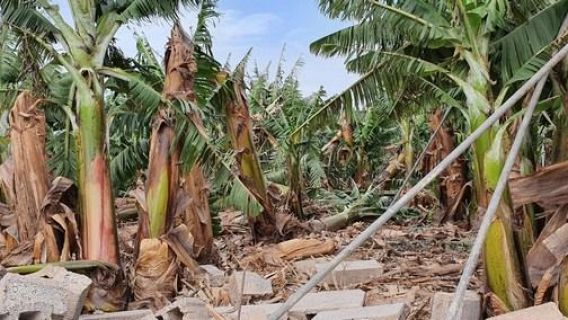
[312,0,568,315]
[0,0,203,311]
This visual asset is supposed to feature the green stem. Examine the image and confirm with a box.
[76,84,119,265]
[8,260,116,274]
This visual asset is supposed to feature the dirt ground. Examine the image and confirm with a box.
[116,210,482,319]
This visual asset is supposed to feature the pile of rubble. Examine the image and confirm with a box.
[0,256,565,319]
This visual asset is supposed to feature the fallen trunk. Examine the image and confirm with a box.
[322,151,406,231]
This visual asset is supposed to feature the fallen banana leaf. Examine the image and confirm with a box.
[509,161,568,209]
[165,224,201,274]
[243,239,336,267]
[526,205,568,287]
[0,159,15,205]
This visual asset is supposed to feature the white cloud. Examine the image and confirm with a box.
[212,10,280,44]
[43,1,356,95]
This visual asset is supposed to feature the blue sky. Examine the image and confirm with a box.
[117,1,358,95]
[54,0,357,96]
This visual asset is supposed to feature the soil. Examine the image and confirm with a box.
[119,208,482,319]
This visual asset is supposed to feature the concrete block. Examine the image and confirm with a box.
[0,302,54,320]
[228,272,272,304]
[155,297,209,320]
[200,265,225,287]
[294,258,330,276]
[215,303,286,320]
[0,266,92,320]
[289,289,365,318]
[315,260,382,287]
[487,302,564,320]
[430,291,480,320]
[79,309,155,320]
[312,303,409,320]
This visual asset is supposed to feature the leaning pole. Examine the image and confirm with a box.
[268,43,568,320]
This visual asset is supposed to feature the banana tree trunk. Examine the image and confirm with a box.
[464,51,529,311]
[182,164,213,261]
[425,109,467,223]
[76,85,119,266]
[76,81,126,312]
[551,74,568,163]
[324,151,405,231]
[134,24,213,309]
[165,25,213,261]
[400,117,414,171]
[145,115,179,239]
[226,80,276,237]
[9,91,59,263]
[286,139,303,217]
[133,113,179,310]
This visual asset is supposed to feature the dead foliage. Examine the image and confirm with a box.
[241,238,336,267]
[509,161,568,209]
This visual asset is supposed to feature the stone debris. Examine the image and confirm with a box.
[430,291,480,320]
[487,302,565,320]
[312,303,410,320]
[199,265,225,287]
[0,266,92,320]
[289,289,365,318]
[155,297,210,320]
[216,303,286,320]
[293,258,330,276]
[0,302,54,320]
[228,271,273,304]
[79,309,156,320]
[314,260,383,287]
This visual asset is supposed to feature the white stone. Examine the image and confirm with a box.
[215,303,286,320]
[289,289,365,317]
[155,297,209,320]
[430,291,481,320]
[315,260,382,287]
[200,265,225,287]
[312,303,409,320]
[79,309,156,320]
[487,302,564,320]
[0,266,92,320]
[228,272,273,304]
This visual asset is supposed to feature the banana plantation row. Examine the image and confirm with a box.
[2,0,568,318]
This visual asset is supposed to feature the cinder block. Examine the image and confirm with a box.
[215,303,286,320]
[0,266,92,320]
[430,291,480,320]
[312,303,409,320]
[0,302,54,320]
[289,289,365,318]
[314,260,382,287]
[79,309,155,320]
[487,302,564,320]
[199,265,225,287]
[228,272,272,304]
[155,297,209,320]
[294,258,330,276]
